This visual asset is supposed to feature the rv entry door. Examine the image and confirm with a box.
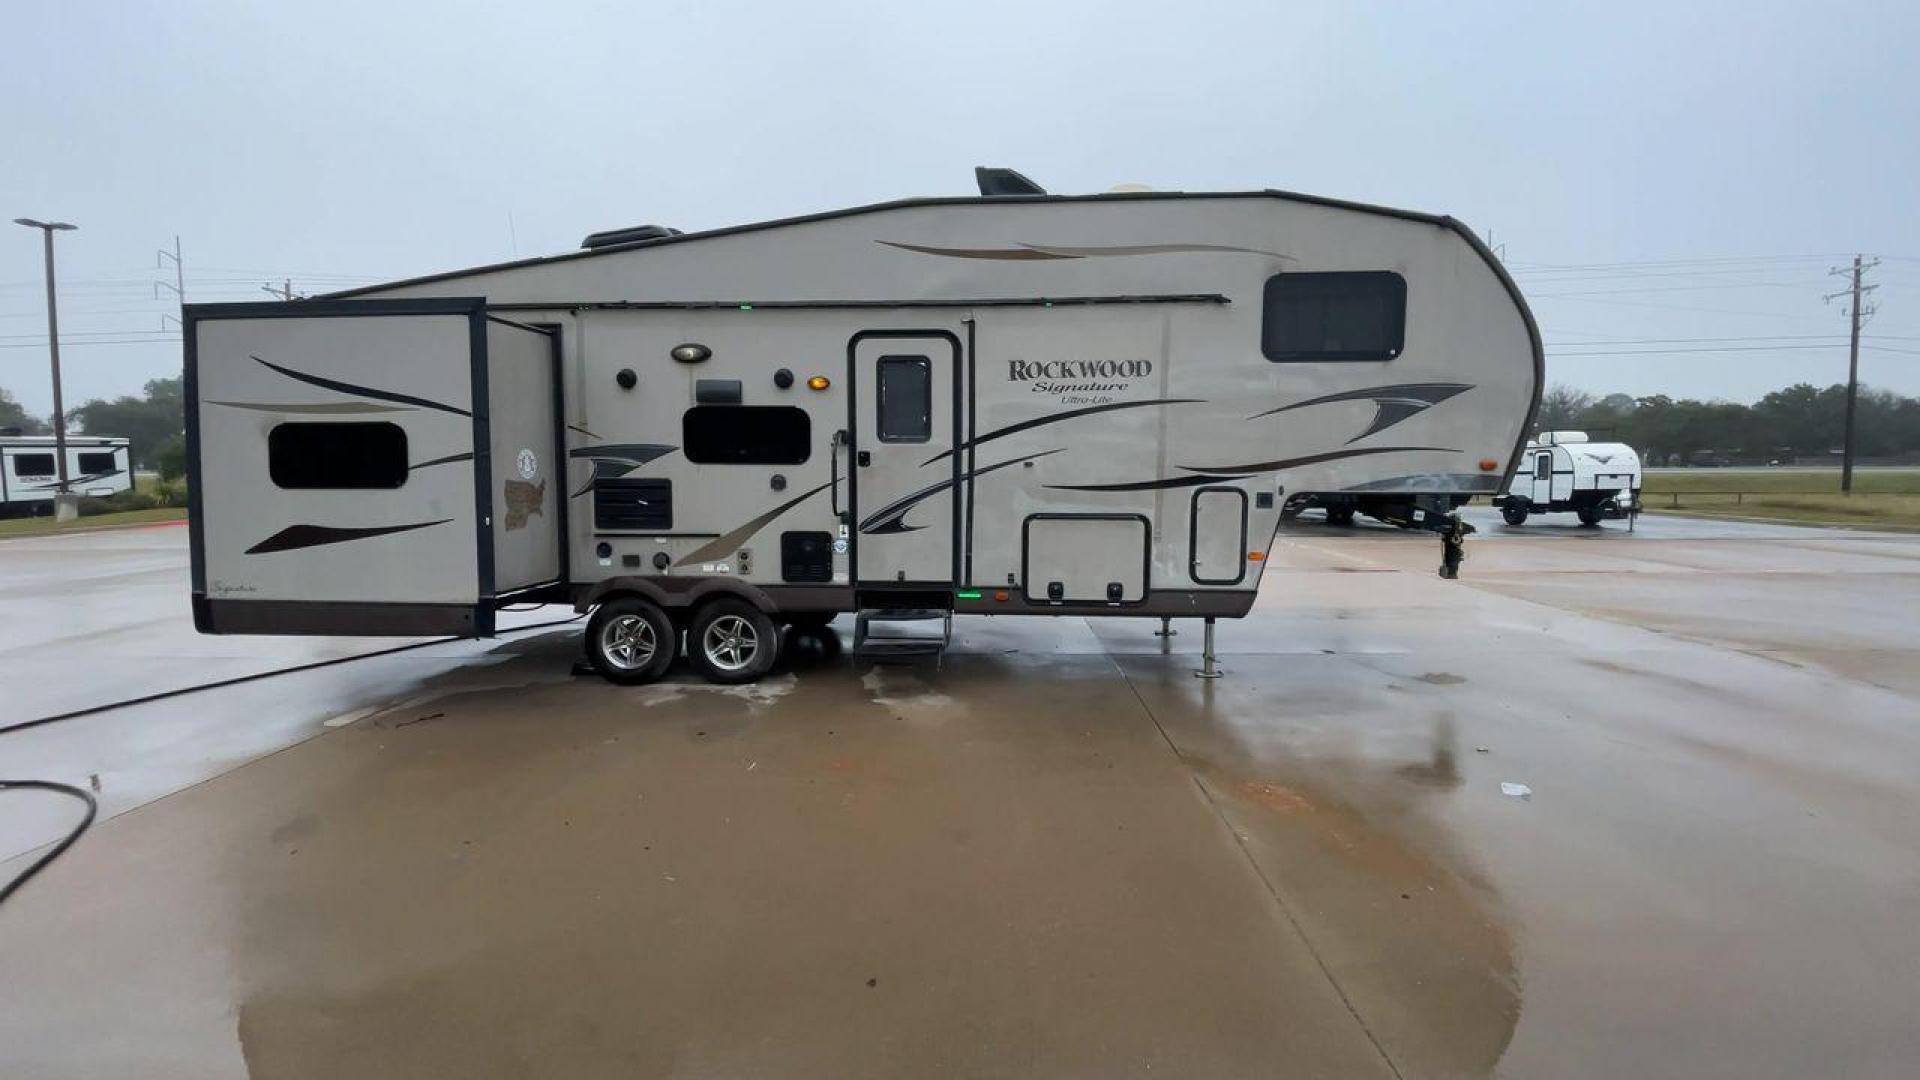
[848,331,960,589]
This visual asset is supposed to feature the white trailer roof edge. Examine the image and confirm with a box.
[317,187,1543,495]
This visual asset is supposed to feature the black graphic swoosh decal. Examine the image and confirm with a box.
[675,482,833,567]
[1248,383,1472,444]
[877,241,1076,261]
[253,355,471,416]
[569,444,678,498]
[22,469,123,491]
[1180,446,1460,475]
[879,241,1292,261]
[245,519,452,555]
[1045,473,1250,492]
[861,450,1063,535]
[922,399,1200,466]
[207,400,412,414]
[409,452,474,471]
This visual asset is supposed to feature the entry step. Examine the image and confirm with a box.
[852,608,951,664]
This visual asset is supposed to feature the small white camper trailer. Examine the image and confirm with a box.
[184,172,1543,684]
[0,434,133,516]
[1490,431,1641,526]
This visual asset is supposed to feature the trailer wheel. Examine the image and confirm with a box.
[1325,506,1356,526]
[688,598,780,684]
[585,597,676,685]
[1501,504,1529,526]
[1577,508,1603,527]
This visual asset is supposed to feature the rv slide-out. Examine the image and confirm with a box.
[185,299,565,635]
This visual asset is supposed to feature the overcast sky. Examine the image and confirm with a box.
[5,0,1918,416]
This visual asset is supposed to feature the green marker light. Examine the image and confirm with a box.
[956,590,982,600]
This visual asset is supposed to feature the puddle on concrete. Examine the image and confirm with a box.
[859,669,958,714]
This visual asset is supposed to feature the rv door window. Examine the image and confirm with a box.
[875,355,932,443]
[268,422,410,489]
[78,451,117,473]
[683,406,812,464]
[1534,453,1551,479]
[1261,271,1406,363]
[13,453,55,476]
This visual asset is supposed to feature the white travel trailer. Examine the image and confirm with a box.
[0,434,133,516]
[183,172,1542,684]
[1491,431,1641,526]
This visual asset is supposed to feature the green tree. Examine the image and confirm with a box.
[0,386,49,434]
[66,376,184,470]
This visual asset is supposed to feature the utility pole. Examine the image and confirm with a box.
[13,217,79,520]
[261,279,297,301]
[156,235,185,307]
[1825,255,1880,493]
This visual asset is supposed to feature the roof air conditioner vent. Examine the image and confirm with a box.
[580,224,683,250]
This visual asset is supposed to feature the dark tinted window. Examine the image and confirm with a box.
[1261,271,1406,362]
[876,355,932,443]
[1534,453,1551,480]
[13,453,55,476]
[269,422,409,489]
[683,406,811,464]
[78,451,117,473]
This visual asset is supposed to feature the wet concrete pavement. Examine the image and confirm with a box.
[3,515,1918,1077]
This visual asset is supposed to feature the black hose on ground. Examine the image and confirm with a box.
[0,614,584,738]
[0,780,97,906]
[0,613,584,907]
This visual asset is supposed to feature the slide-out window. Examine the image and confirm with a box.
[13,453,55,476]
[78,451,117,473]
[876,355,932,443]
[683,406,811,464]
[269,422,409,489]
[1262,271,1407,363]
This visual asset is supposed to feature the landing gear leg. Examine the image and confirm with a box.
[1193,617,1223,679]
[1438,512,1470,580]
[1154,617,1177,637]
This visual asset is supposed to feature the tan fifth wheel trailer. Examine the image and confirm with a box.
[184,171,1542,684]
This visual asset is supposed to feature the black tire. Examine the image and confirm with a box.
[1577,508,1603,527]
[687,598,780,685]
[784,611,836,631]
[1325,506,1356,526]
[1501,504,1529,526]
[585,596,676,685]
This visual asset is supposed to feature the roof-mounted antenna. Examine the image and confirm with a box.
[974,167,1047,196]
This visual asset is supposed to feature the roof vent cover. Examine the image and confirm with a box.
[974,167,1047,196]
[580,224,683,250]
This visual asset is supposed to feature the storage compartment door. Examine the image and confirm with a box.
[1022,514,1149,605]
[187,298,492,636]
[1189,487,1248,585]
[485,318,564,595]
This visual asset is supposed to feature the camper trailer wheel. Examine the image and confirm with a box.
[689,599,779,684]
[1325,506,1356,526]
[1577,508,1603,527]
[586,597,676,685]
[1501,504,1529,526]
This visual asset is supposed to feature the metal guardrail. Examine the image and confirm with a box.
[1649,490,1842,507]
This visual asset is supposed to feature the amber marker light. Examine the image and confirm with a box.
[1247,551,1266,561]
[808,375,831,391]
[1479,458,1500,471]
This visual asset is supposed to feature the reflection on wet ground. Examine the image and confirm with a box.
[4,519,1920,1077]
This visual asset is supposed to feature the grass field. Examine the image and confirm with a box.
[1640,469,1920,528]
[0,507,188,538]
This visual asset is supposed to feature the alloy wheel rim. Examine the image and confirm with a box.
[601,614,657,671]
[703,615,758,673]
